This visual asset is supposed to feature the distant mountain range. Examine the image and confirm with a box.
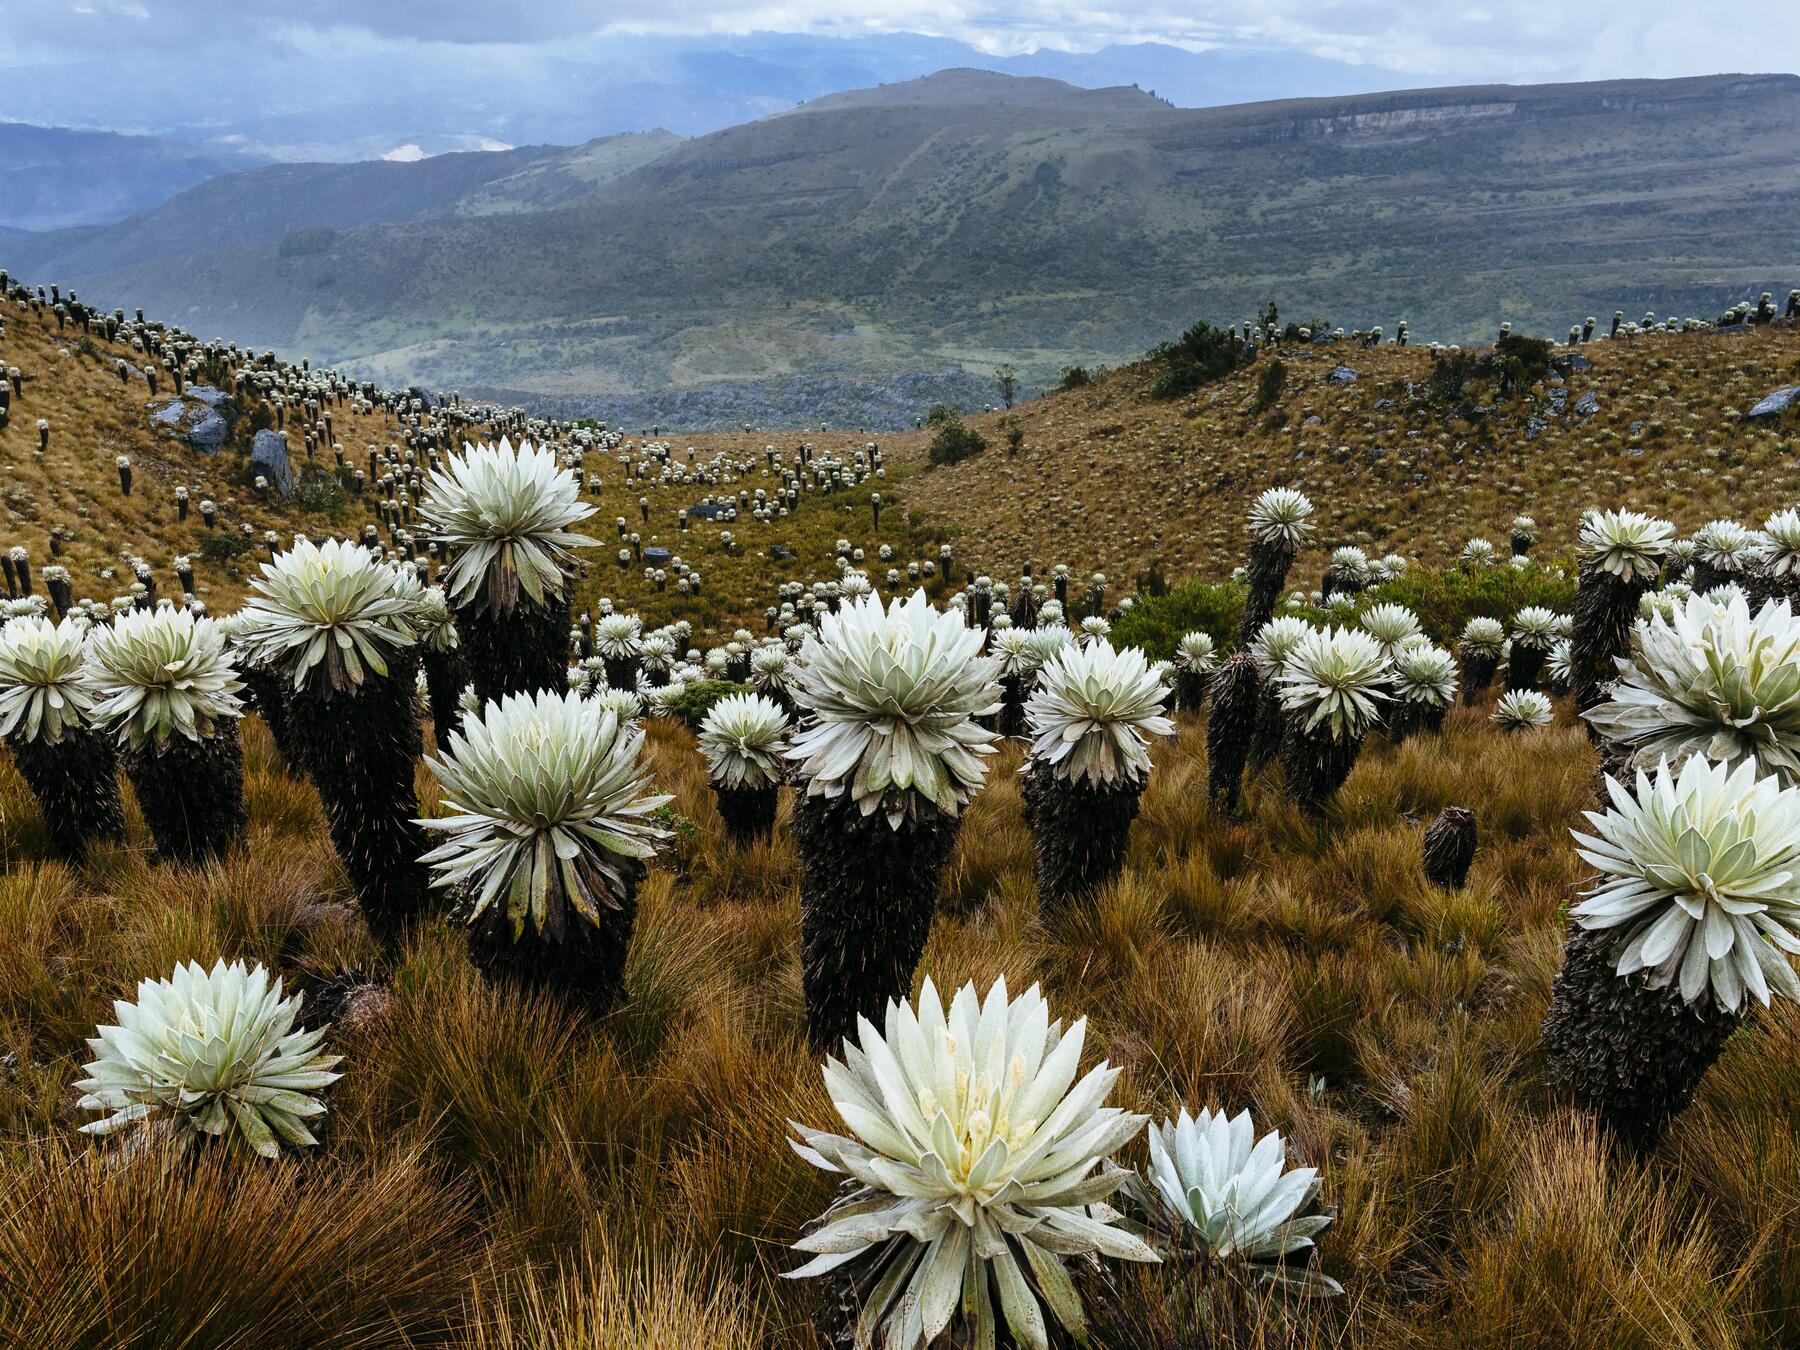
[0,33,1415,163]
[6,69,1799,428]
[0,123,269,231]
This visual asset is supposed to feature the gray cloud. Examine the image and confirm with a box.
[1,0,1794,82]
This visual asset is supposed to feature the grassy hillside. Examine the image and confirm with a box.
[9,275,1800,1346]
[8,70,1799,418]
[891,321,1800,585]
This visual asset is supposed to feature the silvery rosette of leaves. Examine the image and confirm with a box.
[1358,603,1423,662]
[1761,509,1800,579]
[991,625,1039,679]
[1459,616,1506,658]
[1173,631,1217,675]
[1493,688,1554,731]
[392,565,459,653]
[420,438,599,614]
[1692,519,1761,575]
[1247,487,1314,547]
[1573,756,1800,1011]
[1328,546,1371,584]
[1391,643,1458,708]
[1025,639,1174,788]
[1250,616,1312,679]
[594,613,643,657]
[1580,509,1674,580]
[419,689,670,939]
[0,613,97,744]
[698,691,789,789]
[787,977,1156,1350]
[76,958,341,1159]
[234,537,418,695]
[1460,538,1498,567]
[787,590,1001,827]
[1024,624,1073,677]
[85,607,245,750]
[1509,605,1561,651]
[1585,591,1800,784]
[1117,1107,1342,1297]
[1277,626,1390,739]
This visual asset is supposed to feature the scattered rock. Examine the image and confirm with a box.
[1574,392,1600,417]
[769,543,796,561]
[1524,417,1548,442]
[1748,387,1800,420]
[250,428,294,497]
[642,546,672,566]
[1302,414,1323,426]
[1628,420,1644,436]
[186,411,230,452]
[1327,366,1358,384]
[150,389,236,453]
[1374,398,1396,411]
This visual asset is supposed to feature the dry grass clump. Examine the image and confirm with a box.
[0,678,1793,1344]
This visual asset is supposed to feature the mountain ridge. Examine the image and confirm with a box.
[7,69,1798,421]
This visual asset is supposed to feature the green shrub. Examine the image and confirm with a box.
[1111,578,1247,660]
[1366,561,1574,644]
[927,418,987,467]
[1148,320,1252,400]
[199,532,251,563]
[1058,365,1093,391]
[661,679,750,729]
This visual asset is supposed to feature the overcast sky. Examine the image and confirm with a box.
[2,0,1796,83]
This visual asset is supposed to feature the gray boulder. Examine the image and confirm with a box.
[1573,392,1600,417]
[1748,387,1800,420]
[187,412,230,452]
[1327,365,1358,384]
[250,429,294,498]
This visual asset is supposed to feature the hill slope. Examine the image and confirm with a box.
[891,321,1800,584]
[6,71,1799,419]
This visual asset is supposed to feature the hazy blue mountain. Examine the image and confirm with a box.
[0,123,269,231]
[0,32,1415,161]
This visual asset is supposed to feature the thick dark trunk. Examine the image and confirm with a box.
[122,726,248,864]
[1206,653,1259,814]
[794,792,958,1051]
[285,660,431,947]
[464,868,640,1017]
[1542,925,1746,1151]
[1174,669,1210,715]
[1687,560,1730,594]
[1461,652,1500,705]
[998,673,1028,737]
[1279,718,1364,817]
[459,592,569,704]
[1020,761,1142,917]
[1239,538,1295,647]
[1421,807,1477,889]
[8,729,126,859]
[1572,564,1649,721]
[1248,681,1286,775]
[714,782,779,842]
[421,646,468,753]
[239,664,304,771]
[601,656,639,691]
[1505,645,1547,692]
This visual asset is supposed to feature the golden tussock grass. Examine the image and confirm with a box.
[4,687,1794,1346]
